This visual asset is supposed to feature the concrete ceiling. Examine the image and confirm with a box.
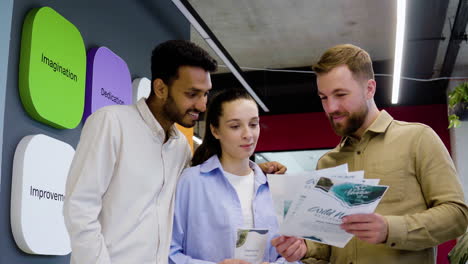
[190,0,396,71]
[186,0,468,114]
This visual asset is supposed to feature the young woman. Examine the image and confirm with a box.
[169,89,296,264]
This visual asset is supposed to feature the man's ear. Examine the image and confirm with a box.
[210,124,220,139]
[366,79,376,99]
[153,79,168,99]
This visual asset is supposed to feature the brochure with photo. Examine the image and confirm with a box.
[234,228,269,264]
[280,176,388,248]
[268,164,354,225]
[268,164,379,225]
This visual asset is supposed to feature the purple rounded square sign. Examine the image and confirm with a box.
[84,47,132,120]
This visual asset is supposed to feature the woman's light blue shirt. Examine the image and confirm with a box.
[169,155,291,264]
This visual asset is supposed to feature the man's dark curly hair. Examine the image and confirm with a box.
[150,40,218,91]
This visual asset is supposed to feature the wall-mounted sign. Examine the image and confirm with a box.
[84,47,132,120]
[11,134,74,255]
[132,77,152,104]
[18,7,86,129]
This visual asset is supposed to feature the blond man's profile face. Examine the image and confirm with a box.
[317,65,370,137]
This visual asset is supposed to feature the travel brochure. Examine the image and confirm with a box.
[268,164,388,248]
[234,228,269,264]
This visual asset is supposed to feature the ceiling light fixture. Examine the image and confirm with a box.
[171,0,269,112]
[391,0,407,104]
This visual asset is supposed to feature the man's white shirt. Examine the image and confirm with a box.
[64,99,191,264]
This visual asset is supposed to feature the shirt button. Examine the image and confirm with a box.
[357,151,361,155]
[391,242,396,247]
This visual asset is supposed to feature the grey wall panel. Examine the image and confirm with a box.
[0,0,189,263]
[0,0,14,190]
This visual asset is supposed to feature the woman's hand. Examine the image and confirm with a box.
[271,236,307,262]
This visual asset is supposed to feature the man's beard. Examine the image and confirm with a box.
[329,104,368,137]
[162,94,197,128]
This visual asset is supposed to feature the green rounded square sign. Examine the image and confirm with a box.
[19,7,86,129]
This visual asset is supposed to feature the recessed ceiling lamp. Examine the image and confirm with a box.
[392,0,407,104]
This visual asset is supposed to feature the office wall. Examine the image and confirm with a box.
[257,104,451,152]
[0,0,14,189]
[449,67,468,202]
[452,121,468,202]
[0,0,15,260]
[0,0,189,263]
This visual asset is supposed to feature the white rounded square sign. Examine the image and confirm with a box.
[132,77,152,103]
[11,134,74,255]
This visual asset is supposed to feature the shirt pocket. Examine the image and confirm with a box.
[199,205,231,230]
[366,160,406,204]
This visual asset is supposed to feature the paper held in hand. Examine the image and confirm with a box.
[234,228,269,264]
[268,164,388,248]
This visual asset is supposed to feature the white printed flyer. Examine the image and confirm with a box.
[279,177,388,248]
[268,164,354,225]
[234,228,269,264]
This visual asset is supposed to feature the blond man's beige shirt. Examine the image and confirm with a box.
[303,110,468,264]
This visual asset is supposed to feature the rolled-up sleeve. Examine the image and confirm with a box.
[301,240,331,263]
[384,127,468,250]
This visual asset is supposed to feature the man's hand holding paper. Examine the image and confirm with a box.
[268,165,388,249]
[340,213,389,244]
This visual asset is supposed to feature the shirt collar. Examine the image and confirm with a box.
[367,110,393,133]
[136,98,179,140]
[339,110,393,148]
[200,155,267,185]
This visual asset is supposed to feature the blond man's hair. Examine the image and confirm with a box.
[312,44,374,81]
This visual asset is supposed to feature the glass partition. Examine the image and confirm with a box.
[254,149,331,174]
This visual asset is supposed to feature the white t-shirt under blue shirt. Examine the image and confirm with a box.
[224,169,255,228]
